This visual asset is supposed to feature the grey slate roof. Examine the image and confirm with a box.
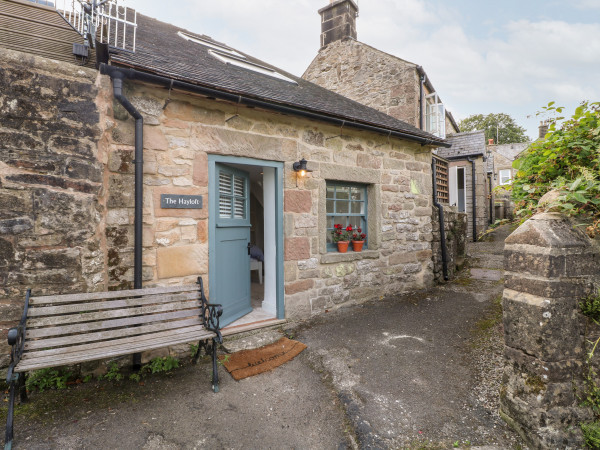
[436,130,486,159]
[109,13,445,145]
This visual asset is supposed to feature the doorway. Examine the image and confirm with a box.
[208,156,284,328]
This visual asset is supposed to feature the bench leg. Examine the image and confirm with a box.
[211,337,219,393]
[4,375,16,450]
[18,373,27,404]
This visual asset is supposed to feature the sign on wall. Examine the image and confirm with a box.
[160,194,203,209]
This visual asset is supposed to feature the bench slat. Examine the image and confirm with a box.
[27,300,199,328]
[24,317,203,350]
[16,329,215,372]
[29,284,200,305]
[27,292,200,317]
[25,309,202,339]
[22,325,209,360]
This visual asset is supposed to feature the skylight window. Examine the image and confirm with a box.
[209,50,297,85]
[178,31,245,58]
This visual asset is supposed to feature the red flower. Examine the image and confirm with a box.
[353,234,357,239]
[357,228,362,233]
[334,224,342,229]
[360,233,366,240]
[346,225,353,232]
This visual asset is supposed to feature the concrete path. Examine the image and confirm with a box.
[2,226,525,449]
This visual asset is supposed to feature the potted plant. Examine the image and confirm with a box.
[331,224,353,253]
[351,227,367,252]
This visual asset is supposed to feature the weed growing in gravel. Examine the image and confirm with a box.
[26,368,74,392]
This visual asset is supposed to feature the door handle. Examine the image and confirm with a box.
[247,242,252,256]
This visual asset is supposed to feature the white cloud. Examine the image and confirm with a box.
[574,0,600,9]
[120,0,599,138]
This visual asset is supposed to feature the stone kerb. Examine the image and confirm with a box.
[500,212,599,448]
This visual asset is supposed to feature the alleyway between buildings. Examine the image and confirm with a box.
[3,226,526,449]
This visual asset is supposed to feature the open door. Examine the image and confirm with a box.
[214,164,252,326]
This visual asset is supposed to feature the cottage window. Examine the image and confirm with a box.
[425,92,446,139]
[326,182,367,251]
[178,31,245,58]
[499,169,512,185]
[209,50,298,85]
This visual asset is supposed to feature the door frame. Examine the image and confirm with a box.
[208,155,285,320]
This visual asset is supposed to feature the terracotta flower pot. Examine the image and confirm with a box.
[352,240,364,252]
[337,241,349,253]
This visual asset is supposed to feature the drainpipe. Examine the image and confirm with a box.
[467,157,477,242]
[419,70,426,130]
[432,158,448,281]
[102,67,144,368]
[488,175,493,224]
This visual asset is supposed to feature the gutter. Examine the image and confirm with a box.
[100,63,451,148]
[419,71,426,130]
[432,158,449,281]
[102,68,144,369]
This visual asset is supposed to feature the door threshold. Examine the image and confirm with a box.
[222,317,286,337]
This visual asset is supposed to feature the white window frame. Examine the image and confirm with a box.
[425,92,446,139]
[209,50,297,85]
[178,31,245,58]
[499,169,512,185]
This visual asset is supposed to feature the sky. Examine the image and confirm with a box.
[121,0,600,140]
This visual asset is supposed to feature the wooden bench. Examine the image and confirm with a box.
[4,277,222,450]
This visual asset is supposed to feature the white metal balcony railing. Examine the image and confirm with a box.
[57,0,137,52]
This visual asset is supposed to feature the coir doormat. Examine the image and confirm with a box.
[220,337,307,381]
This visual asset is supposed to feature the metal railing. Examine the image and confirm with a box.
[58,0,137,52]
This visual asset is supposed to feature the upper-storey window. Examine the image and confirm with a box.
[209,50,297,85]
[499,169,512,185]
[178,31,245,58]
[425,92,446,139]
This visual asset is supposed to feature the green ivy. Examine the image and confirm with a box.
[512,102,600,235]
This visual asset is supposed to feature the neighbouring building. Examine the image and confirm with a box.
[303,0,481,241]
[0,0,459,366]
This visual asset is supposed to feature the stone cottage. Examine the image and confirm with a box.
[0,0,455,364]
[302,0,476,244]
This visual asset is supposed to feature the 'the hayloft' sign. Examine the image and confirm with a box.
[160,194,203,209]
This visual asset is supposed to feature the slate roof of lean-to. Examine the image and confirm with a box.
[108,13,446,145]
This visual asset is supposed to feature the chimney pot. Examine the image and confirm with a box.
[318,0,359,48]
[539,120,549,139]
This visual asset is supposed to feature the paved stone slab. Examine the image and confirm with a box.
[470,268,503,281]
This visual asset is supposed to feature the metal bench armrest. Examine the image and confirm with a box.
[197,277,223,343]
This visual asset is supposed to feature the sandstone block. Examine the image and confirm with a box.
[284,190,312,213]
[285,279,314,295]
[144,126,169,151]
[156,244,207,279]
[192,152,208,187]
[284,237,310,261]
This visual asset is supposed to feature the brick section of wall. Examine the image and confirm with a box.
[501,213,600,447]
[431,206,467,281]
[0,49,104,367]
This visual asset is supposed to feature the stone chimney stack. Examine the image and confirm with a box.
[318,0,359,48]
[539,120,549,139]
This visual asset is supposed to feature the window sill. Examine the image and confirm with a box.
[320,250,379,264]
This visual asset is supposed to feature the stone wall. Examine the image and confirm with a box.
[501,213,600,447]
[101,78,436,317]
[303,39,421,128]
[432,206,467,281]
[0,49,104,366]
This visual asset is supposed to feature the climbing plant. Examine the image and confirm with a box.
[512,101,600,236]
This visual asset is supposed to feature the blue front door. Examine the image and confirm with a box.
[214,164,252,326]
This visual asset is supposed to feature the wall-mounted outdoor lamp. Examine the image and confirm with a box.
[293,158,312,177]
